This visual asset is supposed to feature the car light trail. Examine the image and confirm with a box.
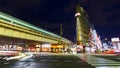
[6,53,25,60]
[20,52,33,61]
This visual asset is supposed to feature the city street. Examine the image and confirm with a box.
[0,53,120,68]
[0,53,95,68]
[0,0,120,68]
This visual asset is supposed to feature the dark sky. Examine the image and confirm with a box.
[0,0,120,42]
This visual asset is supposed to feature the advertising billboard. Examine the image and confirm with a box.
[111,38,119,42]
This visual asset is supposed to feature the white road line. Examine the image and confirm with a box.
[76,54,120,68]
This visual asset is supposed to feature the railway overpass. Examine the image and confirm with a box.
[0,12,72,52]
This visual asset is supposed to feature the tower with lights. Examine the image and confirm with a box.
[75,5,91,47]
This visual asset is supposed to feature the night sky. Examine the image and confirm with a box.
[0,0,120,42]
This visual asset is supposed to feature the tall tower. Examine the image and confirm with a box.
[75,5,91,46]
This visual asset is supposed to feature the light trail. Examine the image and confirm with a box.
[19,52,33,61]
[6,53,25,60]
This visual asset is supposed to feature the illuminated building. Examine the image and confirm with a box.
[89,29,103,53]
[111,37,120,52]
[75,5,91,46]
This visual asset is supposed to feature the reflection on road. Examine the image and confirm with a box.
[1,53,120,68]
[0,53,95,68]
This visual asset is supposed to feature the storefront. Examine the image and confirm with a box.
[35,44,41,52]
[28,45,36,52]
[51,44,64,53]
[111,38,120,53]
[41,43,51,52]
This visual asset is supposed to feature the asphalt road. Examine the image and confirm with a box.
[0,53,95,68]
[93,54,120,62]
[1,53,120,68]
[78,54,120,68]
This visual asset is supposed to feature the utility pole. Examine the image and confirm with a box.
[59,24,63,44]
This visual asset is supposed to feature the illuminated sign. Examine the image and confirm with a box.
[42,43,51,48]
[75,13,81,17]
[111,38,119,42]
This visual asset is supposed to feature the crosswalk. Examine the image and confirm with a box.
[77,54,120,68]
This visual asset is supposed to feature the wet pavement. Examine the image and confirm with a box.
[93,54,120,62]
[77,53,120,68]
[0,53,95,68]
[0,53,120,68]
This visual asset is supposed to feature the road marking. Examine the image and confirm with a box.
[77,54,120,68]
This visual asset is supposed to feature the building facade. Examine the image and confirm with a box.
[75,5,91,46]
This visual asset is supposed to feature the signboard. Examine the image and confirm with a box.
[111,38,119,42]
[42,43,51,48]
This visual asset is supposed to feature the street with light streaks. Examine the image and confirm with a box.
[0,53,120,68]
